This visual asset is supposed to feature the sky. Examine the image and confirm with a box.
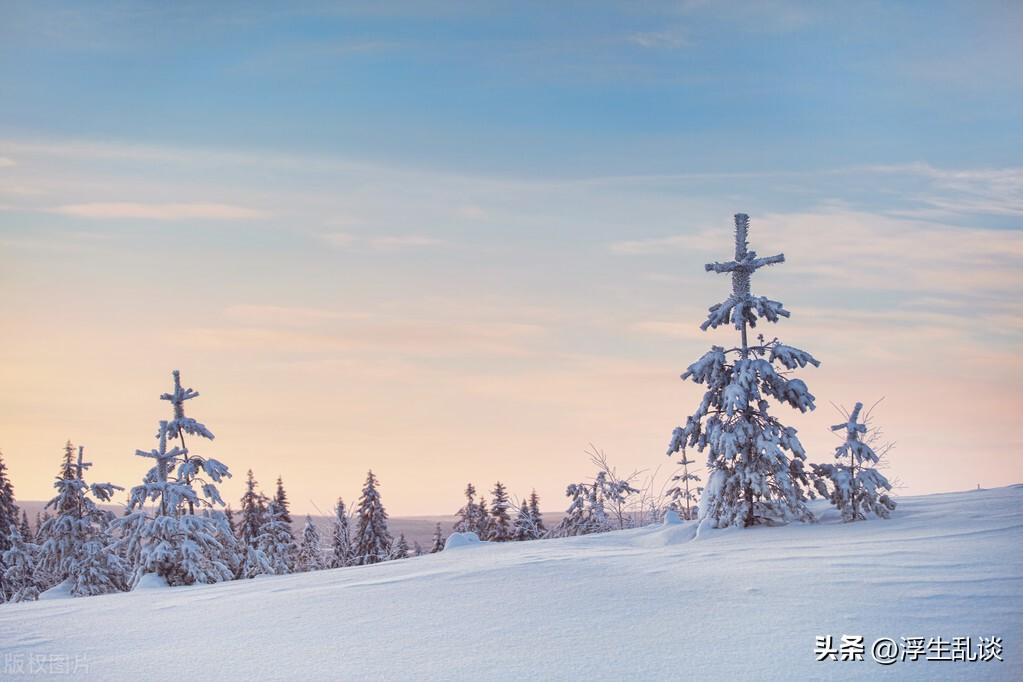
[1,1,1021,516]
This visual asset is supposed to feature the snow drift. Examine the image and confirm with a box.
[1,486,1020,681]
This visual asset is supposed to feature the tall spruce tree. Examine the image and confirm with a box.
[0,450,19,555]
[116,371,234,586]
[812,402,897,521]
[668,213,819,528]
[488,482,512,541]
[353,471,392,565]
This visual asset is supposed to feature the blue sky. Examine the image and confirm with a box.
[1,1,1021,513]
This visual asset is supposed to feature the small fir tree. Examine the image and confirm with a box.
[353,471,392,565]
[2,527,40,603]
[0,450,20,555]
[274,476,293,526]
[528,490,545,536]
[330,497,353,568]
[429,523,444,553]
[258,498,297,575]
[667,454,702,521]
[453,483,481,534]
[296,515,325,572]
[116,371,233,587]
[488,482,512,541]
[18,511,31,541]
[239,470,267,548]
[390,533,410,560]
[38,446,126,596]
[812,402,897,521]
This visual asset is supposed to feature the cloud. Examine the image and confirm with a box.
[320,232,443,250]
[368,235,442,250]
[223,305,366,328]
[185,314,546,359]
[627,29,692,50]
[0,157,16,168]
[51,202,268,220]
[630,319,707,340]
[321,231,358,247]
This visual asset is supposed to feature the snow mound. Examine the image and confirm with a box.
[36,578,73,600]
[662,509,683,525]
[443,531,483,550]
[133,573,170,591]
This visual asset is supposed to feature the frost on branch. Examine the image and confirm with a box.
[667,214,819,528]
[812,402,897,521]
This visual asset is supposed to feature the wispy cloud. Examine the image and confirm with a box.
[0,157,16,168]
[627,28,691,50]
[50,202,268,220]
[319,232,443,250]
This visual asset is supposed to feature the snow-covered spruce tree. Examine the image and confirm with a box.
[238,470,267,547]
[274,476,293,526]
[390,533,410,560]
[296,515,325,572]
[38,446,127,596]
[18,511,31,542]
[206,509,243,579]
[58,441,75,485]
[667,454,702,521]
[476,494,492,539]
[513,500,533,541]
[668,213,819,528]
[453,483,481,534]
[0,450,21,556]
[353,471,392,565]
[330,497,353,568]
[528,490,545,536]
[812,402,897,521]
[553,481,604,537]
[488,482,513,541]
[258,498,297,575]
[2,527,40,603]
[429,523,444,553]
[116,371,234,587]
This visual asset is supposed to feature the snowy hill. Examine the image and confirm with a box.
[2,486,1020,681]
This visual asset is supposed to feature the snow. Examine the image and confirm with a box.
[662,509,682,525]
[132,573,170,591]
[35,578,72,601]
[443,531,482,550]
[2,485,1021,680]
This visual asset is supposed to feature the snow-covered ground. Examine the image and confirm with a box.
[2,486,1020,681]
